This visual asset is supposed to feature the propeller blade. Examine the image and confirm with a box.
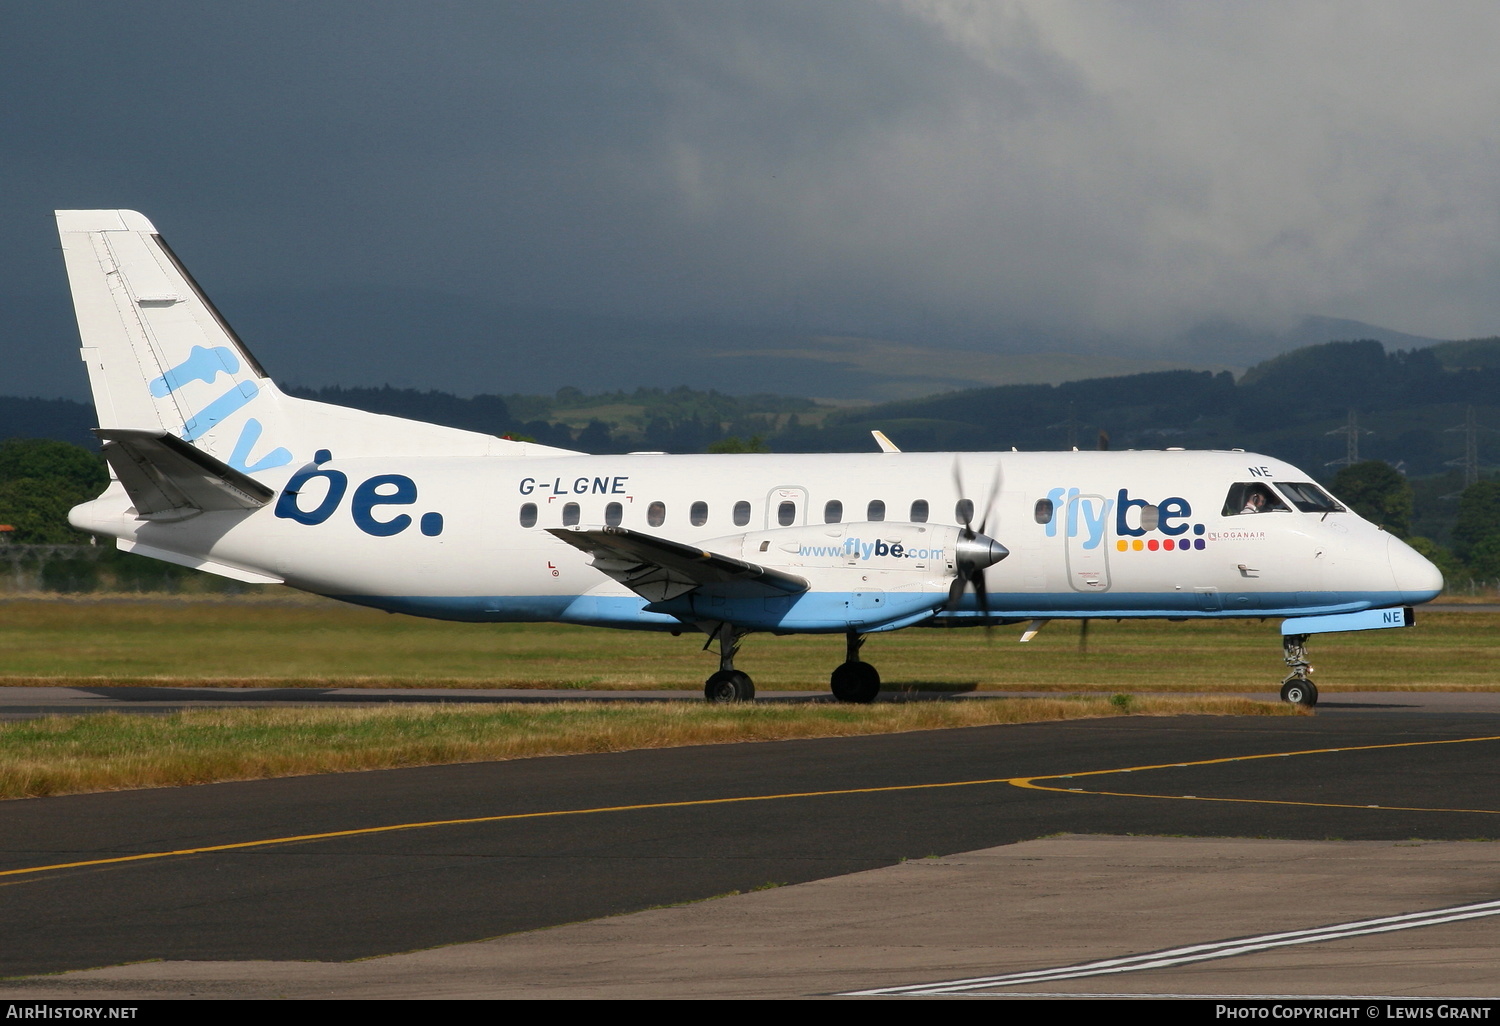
[945,574,968,611]
[973,569,993,640]
[976,460,1003,536]
[952,457,975,535]
[950,454,1005,633]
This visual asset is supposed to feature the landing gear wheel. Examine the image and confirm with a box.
[830,661,881,704]
[1280,679,1318,707]
[705,670,755,703]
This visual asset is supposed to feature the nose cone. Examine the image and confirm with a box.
[956,533,1009,571]
[1388,535,1444,604]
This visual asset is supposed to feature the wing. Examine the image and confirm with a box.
[547,526,808,604]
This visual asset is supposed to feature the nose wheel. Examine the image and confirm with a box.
[1280,633,1318,707]
[830,632,881,703]
[1279,677,1318,706]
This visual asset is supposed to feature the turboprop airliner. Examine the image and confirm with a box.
[54,210,1444,706]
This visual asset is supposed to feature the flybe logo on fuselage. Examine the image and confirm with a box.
[1042,487,1206,551]
[275,450,444,537]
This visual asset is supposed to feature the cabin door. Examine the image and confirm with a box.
[765,486,809,529]
[1065,493,1113,593]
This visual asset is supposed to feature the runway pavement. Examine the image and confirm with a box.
[6,698,1500,997]
[9,835,1500,999]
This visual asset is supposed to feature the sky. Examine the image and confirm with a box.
[4,1,1499,400]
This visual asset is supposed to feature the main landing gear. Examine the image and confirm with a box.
[1279,633,1319,707]
[830,631,880,704]
[704,623,754,703]
[701,626,883,704]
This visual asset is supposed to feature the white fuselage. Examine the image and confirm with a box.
[72,447,1444,631]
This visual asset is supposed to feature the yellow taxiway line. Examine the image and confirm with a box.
[6,734,1500,881]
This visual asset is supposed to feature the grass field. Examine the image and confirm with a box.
[0,596,1494,692]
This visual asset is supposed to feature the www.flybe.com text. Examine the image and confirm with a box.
[797,538,945,561]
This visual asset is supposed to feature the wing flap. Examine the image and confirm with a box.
[548,526,808,604]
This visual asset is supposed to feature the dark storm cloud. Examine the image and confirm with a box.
[4,2,1499,398]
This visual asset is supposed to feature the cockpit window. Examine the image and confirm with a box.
[1273,481,1345,514]
[1223,483,1290,516]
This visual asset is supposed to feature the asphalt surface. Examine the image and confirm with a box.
[5,697,1500,993]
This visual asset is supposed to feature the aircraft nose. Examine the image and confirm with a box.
[1388,534,1443,604]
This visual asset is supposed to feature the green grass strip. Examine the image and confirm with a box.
[0,696,1298,800]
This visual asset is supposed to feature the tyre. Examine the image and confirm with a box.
[1280,679,1317,707]
[705,669,755,703]
[830,661,881,704]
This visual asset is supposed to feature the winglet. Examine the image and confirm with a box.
[871,430,901,453]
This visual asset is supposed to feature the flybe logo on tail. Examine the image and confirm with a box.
[151,345,292,474]
[1043,487,1207,551]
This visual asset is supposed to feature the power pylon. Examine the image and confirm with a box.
[1325,409,1370,468]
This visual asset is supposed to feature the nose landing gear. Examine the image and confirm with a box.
[1279,633,1318,707]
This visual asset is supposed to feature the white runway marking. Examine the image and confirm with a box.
[843,899,1500,996]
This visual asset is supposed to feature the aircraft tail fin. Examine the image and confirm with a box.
[55,210,576,475]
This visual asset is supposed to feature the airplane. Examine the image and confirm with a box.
[53,210,1445,707]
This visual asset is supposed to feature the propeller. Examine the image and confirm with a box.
[946,457,1009,623]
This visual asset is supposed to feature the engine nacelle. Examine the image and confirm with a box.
[655,521,1007,633]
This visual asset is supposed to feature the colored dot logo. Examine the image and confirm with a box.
[1116,538,1206,552]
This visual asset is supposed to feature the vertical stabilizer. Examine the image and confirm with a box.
[56,209,294,475]
[55,210,578,471]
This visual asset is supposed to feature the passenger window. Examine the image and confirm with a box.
[1139,505,1159,532]
[562,502,580,527]
[778,501,796,526]
[956,498,974,524]
[733,500,751,527]
[605,502,623,527]
[690,500,708,527]
[1033,498,1053,525]
[824,499,843,524]
[520,502,537,528]
[910,499,929,523]
[647,501,666,527]
[867,499,885,522]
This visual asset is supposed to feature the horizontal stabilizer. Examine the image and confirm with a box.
[96,428,274,517]
[548,526,808,604]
